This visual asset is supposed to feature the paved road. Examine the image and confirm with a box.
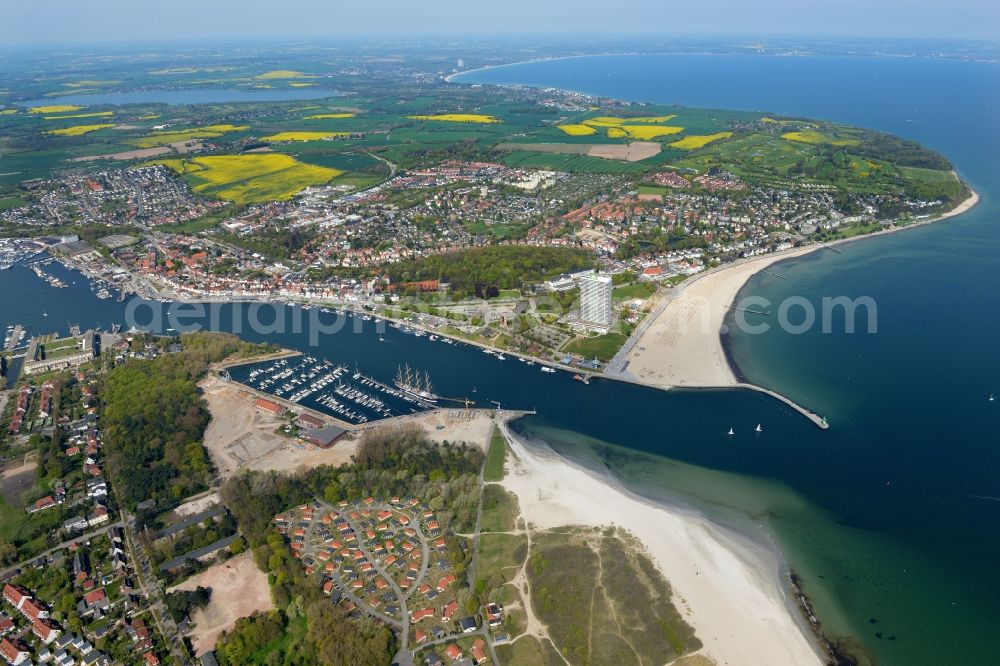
[0,520,124,581]
[123,512,192,665]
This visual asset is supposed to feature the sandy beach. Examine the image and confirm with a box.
[500,421,824,666]
[615,188,979,391]
[618,247,817,388]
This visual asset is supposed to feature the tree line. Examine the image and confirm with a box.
[385,245,594,294]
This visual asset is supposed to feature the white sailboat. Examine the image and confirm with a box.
[727,428,734,436]
[755,424,763,433]
[990,394,995,402]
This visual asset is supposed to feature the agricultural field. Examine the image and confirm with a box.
[304,112,355,119]
[43,111,114,119]
[46,123,115,136]
[0,54,964,209]
[670,131,733,149]
[156,154,343,205]
[557,124,597,136]
[782,129,861,147]
[262,131,352,142]
[132,124,248,148]
[28,104,84,114]
[407,113,501,123]
[255,70,315,79]
[606,125,683,140]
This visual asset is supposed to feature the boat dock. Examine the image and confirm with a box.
[4,325,24,351]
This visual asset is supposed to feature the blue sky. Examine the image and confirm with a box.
[4,0,999,46]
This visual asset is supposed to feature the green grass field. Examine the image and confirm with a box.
[484,427,507,482]
[495,636,565,666]
[480,484,518,533]
[477,533,528,575]
[563,332,628,362]
[613,283,655,300]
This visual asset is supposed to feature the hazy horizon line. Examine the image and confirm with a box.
[2,32,999,54]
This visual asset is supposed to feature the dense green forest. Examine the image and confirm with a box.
[385,245,594,296]
[216,425,485,666]
[100,333,271,507]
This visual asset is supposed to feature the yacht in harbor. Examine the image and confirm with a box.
[755,424,763,433]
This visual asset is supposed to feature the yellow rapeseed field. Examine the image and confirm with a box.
[557,124,597,136]
[583,114,677,127]
[607,127,627,139]
[256,70,314,79]
[29,105,84,114]
[46,124,115,136]
[263,131,351,142]
[616,125,684,140]
[782,130,860,147]
[43,111,114,120]
[407,114,500,124]
[304,113,356,119]
[0,110,18,116]
[669,132,734,150]
[289,82,316,88]
[156,154,342,205]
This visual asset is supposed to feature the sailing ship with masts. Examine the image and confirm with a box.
[394,364,439,402]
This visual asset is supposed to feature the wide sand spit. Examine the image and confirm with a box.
[500,420,825,666]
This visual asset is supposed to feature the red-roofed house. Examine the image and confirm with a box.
[410,608,434,622]
[414,629,428,644]
[445,644,463,661]
[436,574,456,592]
[471,638,488,664]
[0,637,29,665]
[19,598,47,621]
[484,602,505,628]
[1,586,28,611]
[31,617,61,644]
[441,600,459,622]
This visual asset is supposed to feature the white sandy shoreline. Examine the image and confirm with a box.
[612,187,980,399]
[499,418,826,666]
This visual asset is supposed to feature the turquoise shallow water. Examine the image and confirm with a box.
[2,52,998,665]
